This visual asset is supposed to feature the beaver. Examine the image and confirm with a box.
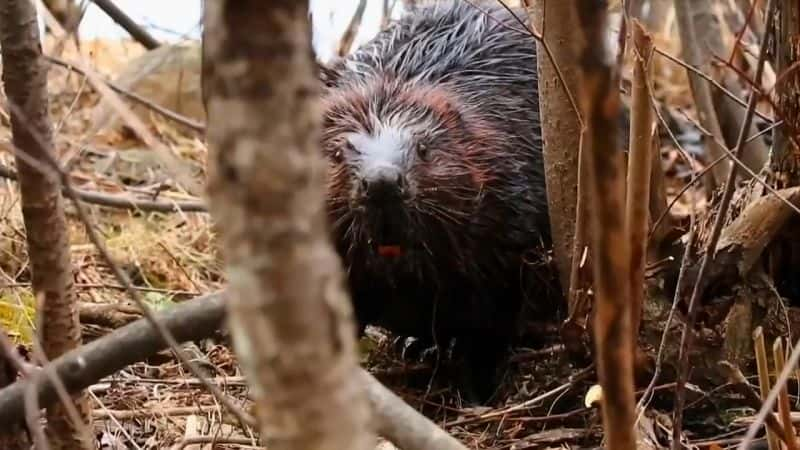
[319,0,552,402]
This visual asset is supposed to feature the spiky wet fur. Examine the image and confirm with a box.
[320,1,550,402]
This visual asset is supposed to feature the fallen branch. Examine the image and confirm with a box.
[715,186,800,277]
[0,291,469,450]
[0,291,227,425]
[0,163,208,213]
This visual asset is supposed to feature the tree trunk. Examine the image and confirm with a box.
[0,0,89,448]
[201,2,373,450]
[773,0,800,187]
[528,0,585,302]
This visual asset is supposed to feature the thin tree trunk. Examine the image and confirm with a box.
[626,20,654,357]
[575,1,637,449]
[772,0,800,187]
[528,0,585,302]
[201,2,373,450]
[0,0,89,448]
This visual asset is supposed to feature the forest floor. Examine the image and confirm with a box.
[0,28,782,450]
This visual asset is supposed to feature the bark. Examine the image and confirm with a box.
[576,1,637,449]
[626,20,654,356]
[0,0,90,447]
[674,0,731,186]
[528,0,585,302]
[202,2,373,450]
[772,0,800,187]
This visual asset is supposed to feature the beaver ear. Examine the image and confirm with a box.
[317,58,344,88]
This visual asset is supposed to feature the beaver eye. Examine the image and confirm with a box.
[344,140,360,154]
[332,149,343,163]
[416,142,429,160]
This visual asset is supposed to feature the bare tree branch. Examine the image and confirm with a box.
[89,0,160,50]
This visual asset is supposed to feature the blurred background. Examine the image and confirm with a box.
[71,0,395,62]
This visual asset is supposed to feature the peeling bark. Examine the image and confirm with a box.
[201,2,373,449]
[0,0,89,447]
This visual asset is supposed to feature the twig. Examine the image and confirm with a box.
[443,368,590,428]
[680,113,800,218]
[172,436,255,450]
[0,291,228,425]
[673,0,732,185]
[2,96,254,430]
[27,319,95,450]
[89,0,160,50]
[0,163,208,213]
[466,0,584,126]
[338,0,367,57]
[636,215,696,417]
[92,404,222,420]
[671,1,775,446]
[649,119,782,240]
[653,47,773,124]
[576,1,637,448]
[754,327,780,450]
[773,338,799,450]
[36,8,201,196]
[44,56,206,133]
[717,361,787,447]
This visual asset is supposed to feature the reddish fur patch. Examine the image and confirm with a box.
[323,80,504,190]
[398,85,504,188]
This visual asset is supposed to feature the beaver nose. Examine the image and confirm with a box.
[361,166,405,201]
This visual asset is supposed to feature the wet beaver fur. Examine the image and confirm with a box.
[319,0,554,402]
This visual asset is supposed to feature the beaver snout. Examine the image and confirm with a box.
[359,165,409,203]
